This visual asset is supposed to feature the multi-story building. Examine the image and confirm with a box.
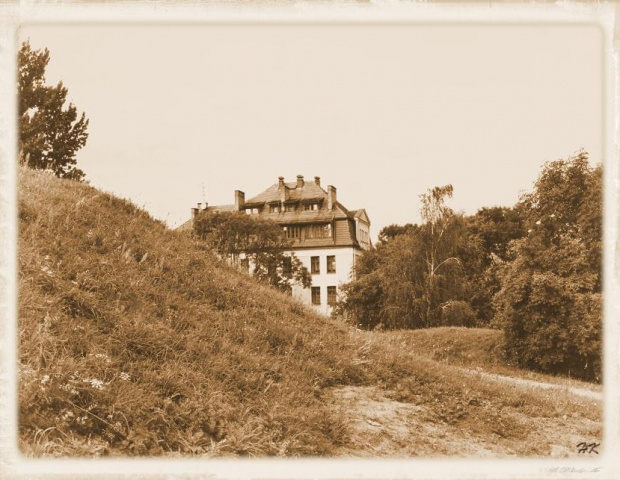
[180,175,371,315]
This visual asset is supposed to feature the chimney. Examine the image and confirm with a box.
[278,176,289,203]
[296,175,304,188]
[234,190,245,210]
[314,176,321,187]
[191,207,199,218]
[327,185,337,210]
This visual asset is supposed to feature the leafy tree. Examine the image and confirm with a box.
[377,223,417,244]
[334,269,384,329]
[418,185,464,323]
[494,152,602,381]
[467,206,525,264]
[465,206,526,323]
[18,41,89,180]
[193,211,311,293]
[338,185,482,329]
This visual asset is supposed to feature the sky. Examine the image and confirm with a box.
[18,23,603,241]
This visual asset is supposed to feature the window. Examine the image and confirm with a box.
[303,203,319,211]
[269,204,281,213]
[359,228,369,243]
[327,286,337,306]
[327,255,336,273]
[285,204,295,212]
[240,258,249,272]
[283,256,292,275]
[306,224,332,239]
[311,256,320,274]
[245,207,259,215]
[284,225,301,240]
[311,287,321,305]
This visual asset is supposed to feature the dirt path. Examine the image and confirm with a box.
[457,367,602,401]
[327,359,602,457]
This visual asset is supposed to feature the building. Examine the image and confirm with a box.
[180,175,371,315]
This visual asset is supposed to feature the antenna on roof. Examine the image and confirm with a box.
[201,182,206,204]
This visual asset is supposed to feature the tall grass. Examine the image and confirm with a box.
[19,168,362,456]
[19,167,601,457]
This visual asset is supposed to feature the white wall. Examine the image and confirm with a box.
[290,246,359,316]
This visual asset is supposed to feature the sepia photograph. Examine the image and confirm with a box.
[1,2,618,479]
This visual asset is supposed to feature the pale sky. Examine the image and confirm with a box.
[19,23,603,240]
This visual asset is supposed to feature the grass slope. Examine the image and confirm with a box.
[19,168,364,456]
[377,327,601,391]
[19,168,601,458]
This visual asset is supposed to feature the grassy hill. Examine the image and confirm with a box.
[369,327,603,391]
[18,167,601,457]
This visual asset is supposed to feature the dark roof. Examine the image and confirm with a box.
[176,218,194,232]
[176,204,237,232]
[205,204,237,213]
[256,203,350,225]
[243,180,351,224]
[176,178,370,251]
[245,181,326,205]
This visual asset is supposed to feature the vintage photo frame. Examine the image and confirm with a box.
[0,2,618,479]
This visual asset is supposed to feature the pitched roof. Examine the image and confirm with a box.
[176,177,370,251]
[242,180,351,223]
[205,204,237,213]
[176,204,237,232]
[176,218,194,232]
[348,208,370,223]
[245,181,326,206]
[250,208,339,225]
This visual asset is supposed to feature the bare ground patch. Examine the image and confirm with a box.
[328,384,602,458]
[328,386,505,457]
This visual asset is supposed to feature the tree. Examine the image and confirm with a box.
[377,223,417,244]
[18,41,89,180]
[494,152,602,381]
[193,211,311,293]
[418,185,463,323]
[467,206,525,264]
[338,185,482,330]
[465,206,526,323]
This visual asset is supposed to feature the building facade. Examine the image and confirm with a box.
[182,175,371,315]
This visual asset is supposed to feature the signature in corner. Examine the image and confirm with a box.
[576,441,600,454]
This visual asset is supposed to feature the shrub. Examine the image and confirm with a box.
[495,153,602,381]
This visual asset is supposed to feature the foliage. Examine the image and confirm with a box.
[467,207,525,264]
[18,41,89,180]
[193,211,310,292]
[465,207,526,323]
[377,223,417,244]
[494,152,602,381]
[338,185,483,330]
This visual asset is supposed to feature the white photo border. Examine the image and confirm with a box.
[0,2,617,480]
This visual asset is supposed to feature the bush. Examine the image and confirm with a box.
[495,153,602,382]
[439,301,476,327]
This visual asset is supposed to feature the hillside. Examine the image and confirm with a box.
[18,167,601,457]
[376,327,602,391]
